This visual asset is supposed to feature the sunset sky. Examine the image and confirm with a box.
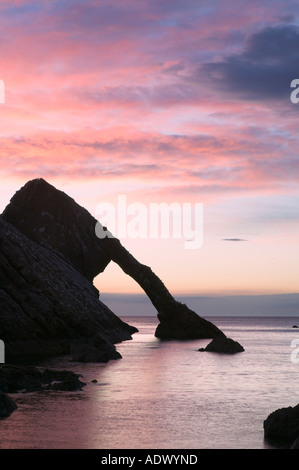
[0,0,298,296]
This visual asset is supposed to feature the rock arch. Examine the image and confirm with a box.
[2,178,224,340]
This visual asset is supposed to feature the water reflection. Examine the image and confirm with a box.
[0,317,297,449]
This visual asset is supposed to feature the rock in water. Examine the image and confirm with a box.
[198,336,244,354]
[0,364,86,392]
[2,178,225,344]
[264,403,299,444]
[0,391,17,418]
[101,236,224,340]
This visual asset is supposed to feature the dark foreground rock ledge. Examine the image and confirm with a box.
[0,364,87,418]
[0,391,18,418]
[0,364,86,393]
[2,178,225,342]
[264,403,299,447]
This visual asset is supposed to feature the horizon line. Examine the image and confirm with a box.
[100,291,299,297]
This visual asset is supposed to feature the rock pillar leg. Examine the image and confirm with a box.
[103,237,224,340]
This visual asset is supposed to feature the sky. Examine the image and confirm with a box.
[0,0,299,297]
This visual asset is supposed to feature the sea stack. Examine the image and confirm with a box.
[1,178,224,362]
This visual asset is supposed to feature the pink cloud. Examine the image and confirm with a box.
[1,0,299,207]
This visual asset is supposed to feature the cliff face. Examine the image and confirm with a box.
[1,178,224,357]
[0,216,136,362]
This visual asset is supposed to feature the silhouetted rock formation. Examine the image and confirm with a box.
[264,403,299,446]
[2,178,224,341]
[102,236,224,339]
[0,216,136,362]
[198,336,244,354]
[0,364,87,418]
[0,364,86,393]
[2,178,110,282]
[0,391,17,418]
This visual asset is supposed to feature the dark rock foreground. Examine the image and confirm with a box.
[0,391,18,418]
[1,178,224,348]
[0,364,87,418]
[264,403,299,446]
[0,364,86,393]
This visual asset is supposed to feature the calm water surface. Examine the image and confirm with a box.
[0,316,299,449]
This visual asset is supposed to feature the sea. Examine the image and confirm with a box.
[0,315,299,450]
